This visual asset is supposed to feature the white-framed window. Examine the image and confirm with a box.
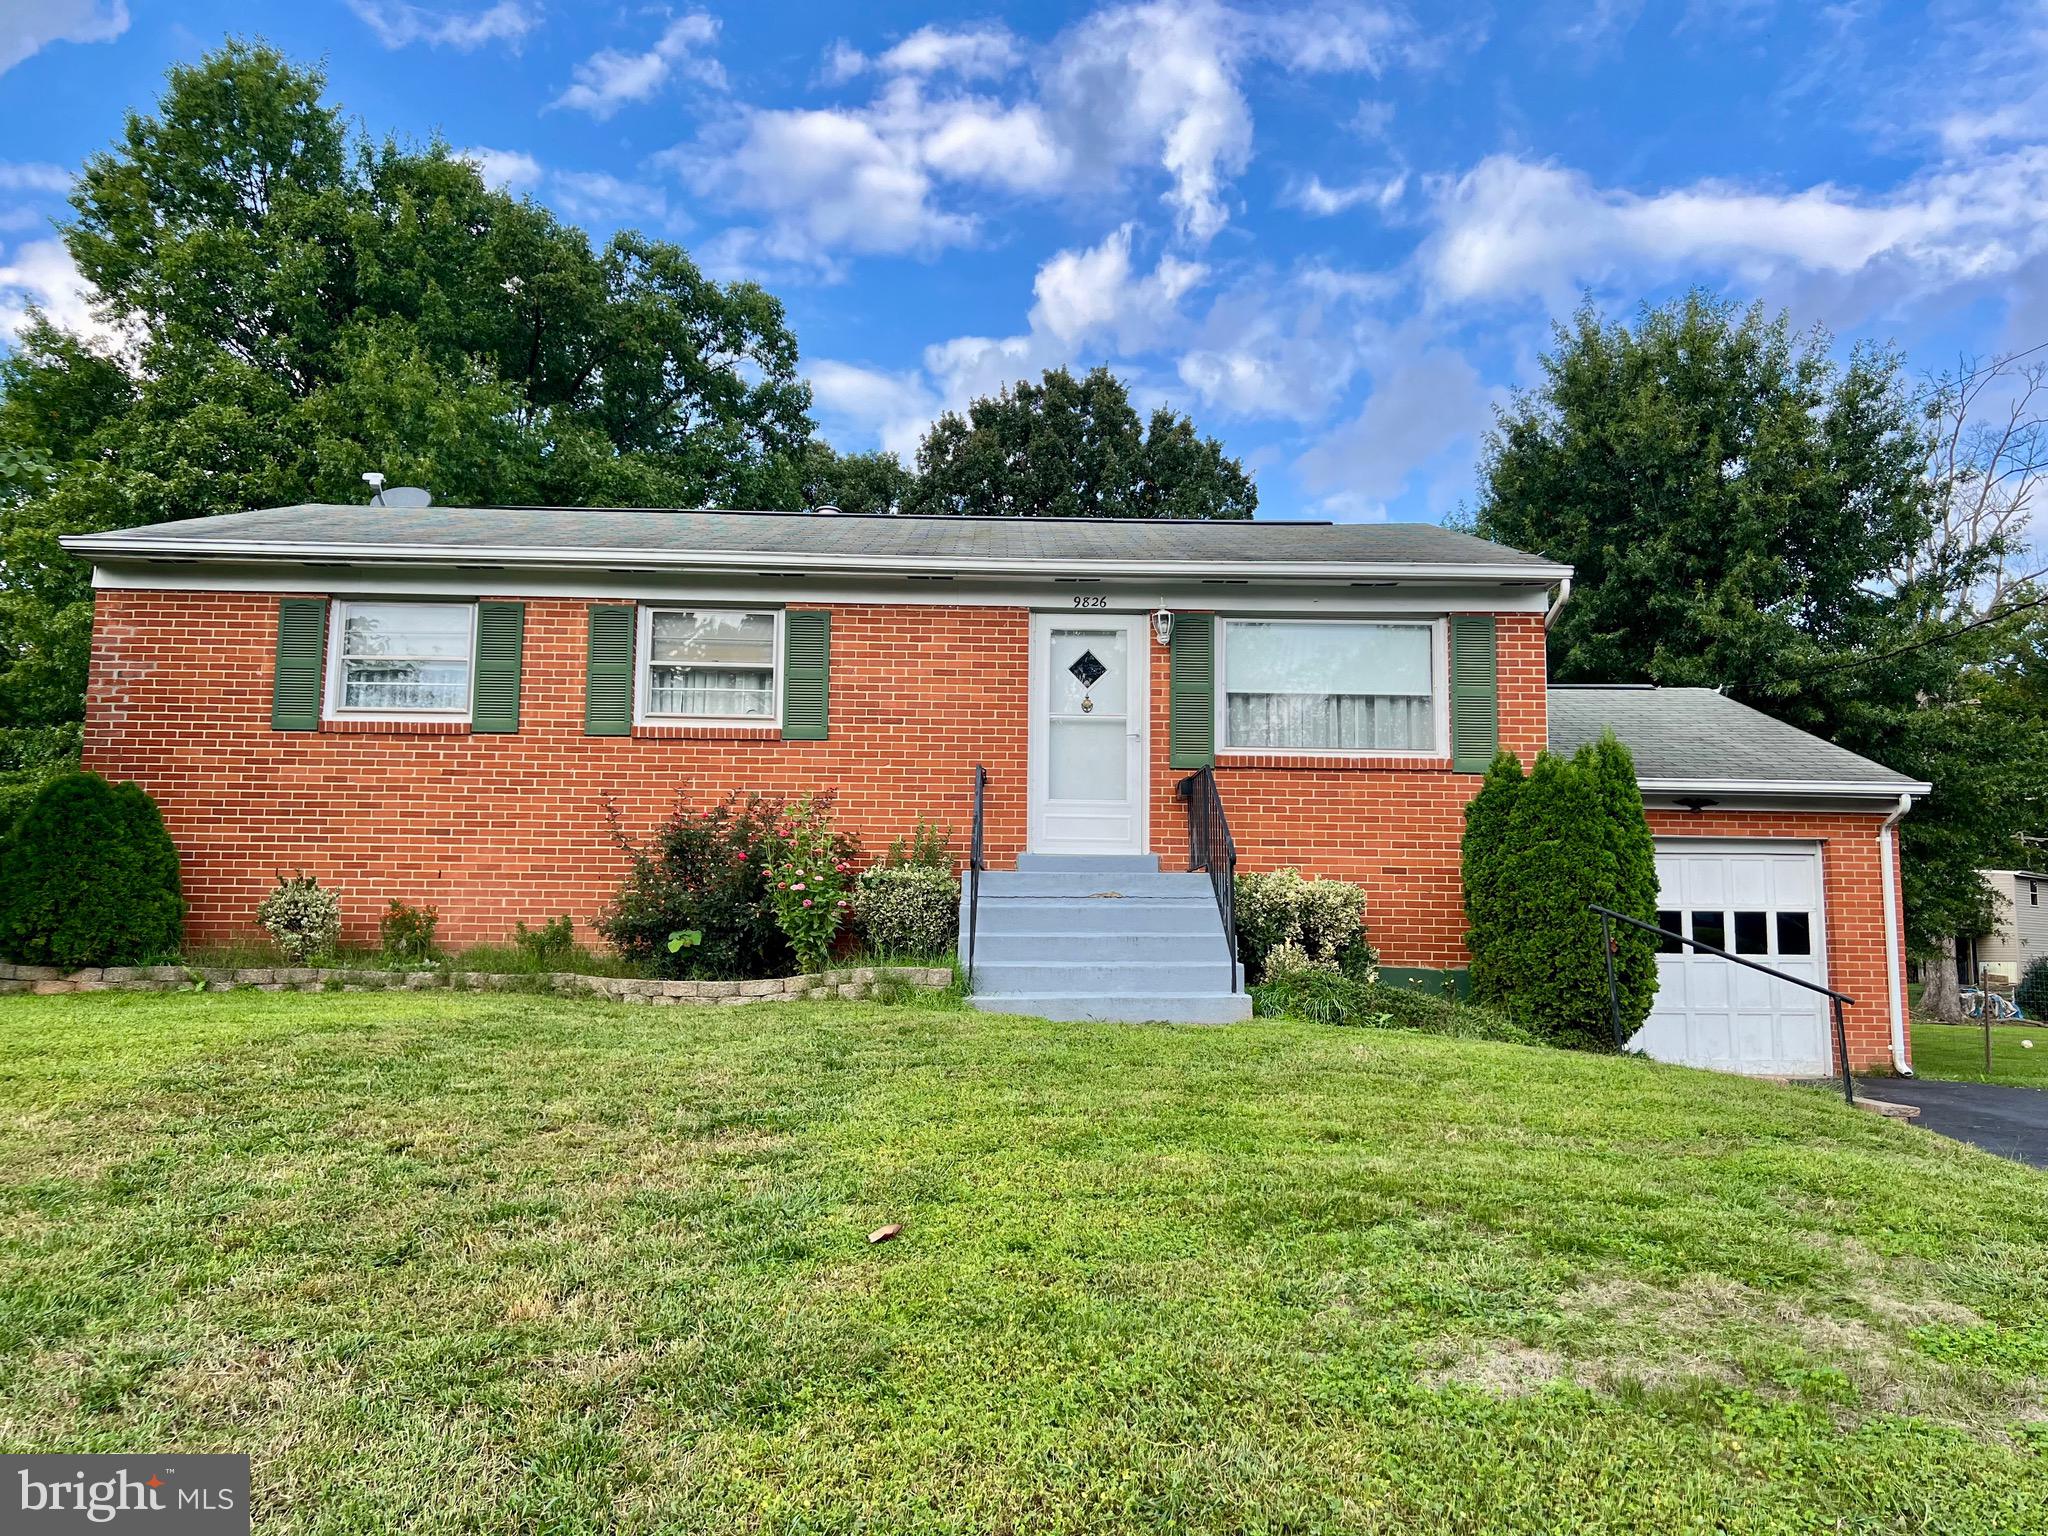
[325,600,475,720]
[1218,618,1445,756]
[636,606,781,726]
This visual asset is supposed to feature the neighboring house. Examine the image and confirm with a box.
[1955,869,2048,986]
[62,505,1924,1071]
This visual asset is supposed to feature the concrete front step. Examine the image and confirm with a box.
[966,896,1224,934]
[1014,853,1162,873]
[969,991,1253,1024]
[975,871,1214,900]
[971,930,1225,964]
[972,958,1236,996]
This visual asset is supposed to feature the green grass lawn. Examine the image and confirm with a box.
[1,993,2044,1534]
[1911,1019,2048,1089]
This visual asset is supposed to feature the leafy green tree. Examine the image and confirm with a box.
[0,42,817,733]
[1577,730,1659,1035]
[1474,291,2048,963]
[906,366,1255,519]
[799,442,916,515]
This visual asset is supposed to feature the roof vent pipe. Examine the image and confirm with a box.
[814,503,841,516]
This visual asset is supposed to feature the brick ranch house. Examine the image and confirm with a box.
[63,505,1926,1073]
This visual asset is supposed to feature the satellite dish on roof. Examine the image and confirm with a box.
[379,486,433,510]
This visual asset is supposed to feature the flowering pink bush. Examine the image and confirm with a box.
[766,795,857,972]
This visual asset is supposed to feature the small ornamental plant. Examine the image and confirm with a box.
[379,899,439,963]
[767,796,857,973]
[258,871,342,962]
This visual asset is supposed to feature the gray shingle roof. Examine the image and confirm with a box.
[62,504,1568,578]
[1548,685,1928,794]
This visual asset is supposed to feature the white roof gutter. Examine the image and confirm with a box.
[57,533,1573,586]
[1637,777,1934,797]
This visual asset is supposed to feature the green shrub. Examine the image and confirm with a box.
[0,770,183,967]
[1234,866,1373,982]
[883,818,954,870]
[854,865,959,958]
[1461,734,1654,1050]
[379,899,439,963]
[767,796,857,972]
[599,791,858,981]
[2018,956,2048,1020]
[258,872,341,962]
[513,915,577,968]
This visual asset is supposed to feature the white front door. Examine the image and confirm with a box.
[1028,612,1150,855]
[1634,840,1831,1076]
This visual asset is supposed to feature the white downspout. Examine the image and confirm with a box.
[1879,792,1913,1076]
[1544,575,1573,629]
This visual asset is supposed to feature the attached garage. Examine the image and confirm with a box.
[1550,685,1930,1078]
[1639,840,1828,1076]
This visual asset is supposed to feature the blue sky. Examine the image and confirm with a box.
[2,1,2045,522]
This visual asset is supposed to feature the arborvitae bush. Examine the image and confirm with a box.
[0,770,183,967]
[1461,740,1653,1049]
[1578,731,1660,1040]
[1460,752,1524,998]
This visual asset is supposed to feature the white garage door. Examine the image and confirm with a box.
[1633,840,1830,1076]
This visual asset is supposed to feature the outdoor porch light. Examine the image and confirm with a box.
[1151,608,1173,646]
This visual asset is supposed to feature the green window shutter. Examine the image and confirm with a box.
[584,605,634,737]
[471,602,524,733]
[1449,614,1500,772]
[271,598,327,731]
[782,609,831,740]
[1169,612,1215,769]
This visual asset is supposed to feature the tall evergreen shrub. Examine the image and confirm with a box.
[1578,731,1659,1038]
[1460,751,1524,999]
[0,771,183,967]
[1461,743,1656,1048]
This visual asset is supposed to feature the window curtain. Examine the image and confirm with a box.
[1226,692,1433,751]
[648,667,774,717]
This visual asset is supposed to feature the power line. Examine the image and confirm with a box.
[1804,585,2048,676]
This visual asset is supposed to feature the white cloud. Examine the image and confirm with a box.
[0,237,121,348]
[346,1,536,51]
[877,25,1022,79]
[552,13,724,119]
[2,0,126,76]
[1285,171,1405,216]
[691,2,1407,267]
[811,224,1214,454]
[1423,150,2048,307]
[681,106,973,269]
[1297,349,1495,505]
[456,146,543,194]
[808,360,940,460]
[548,170,670,225]
[0,162,73,194]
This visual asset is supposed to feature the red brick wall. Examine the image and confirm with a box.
[81,590,1904,1070]
[83,591,1029,946]
[1645,808,1905,1073]
[1149,612,1551,970]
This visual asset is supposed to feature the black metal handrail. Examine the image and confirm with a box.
[1176,766,1240,994]
[1591,904,1857,1105]
[966,764,988,981]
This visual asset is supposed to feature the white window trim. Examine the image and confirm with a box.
[323,599,477,723]
[634,604,784,730]
[1215,616,1450,760]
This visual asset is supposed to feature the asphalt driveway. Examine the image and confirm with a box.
[1857,1077,2048,1169]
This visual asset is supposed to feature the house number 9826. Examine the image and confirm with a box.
[1071,594,1108,609]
